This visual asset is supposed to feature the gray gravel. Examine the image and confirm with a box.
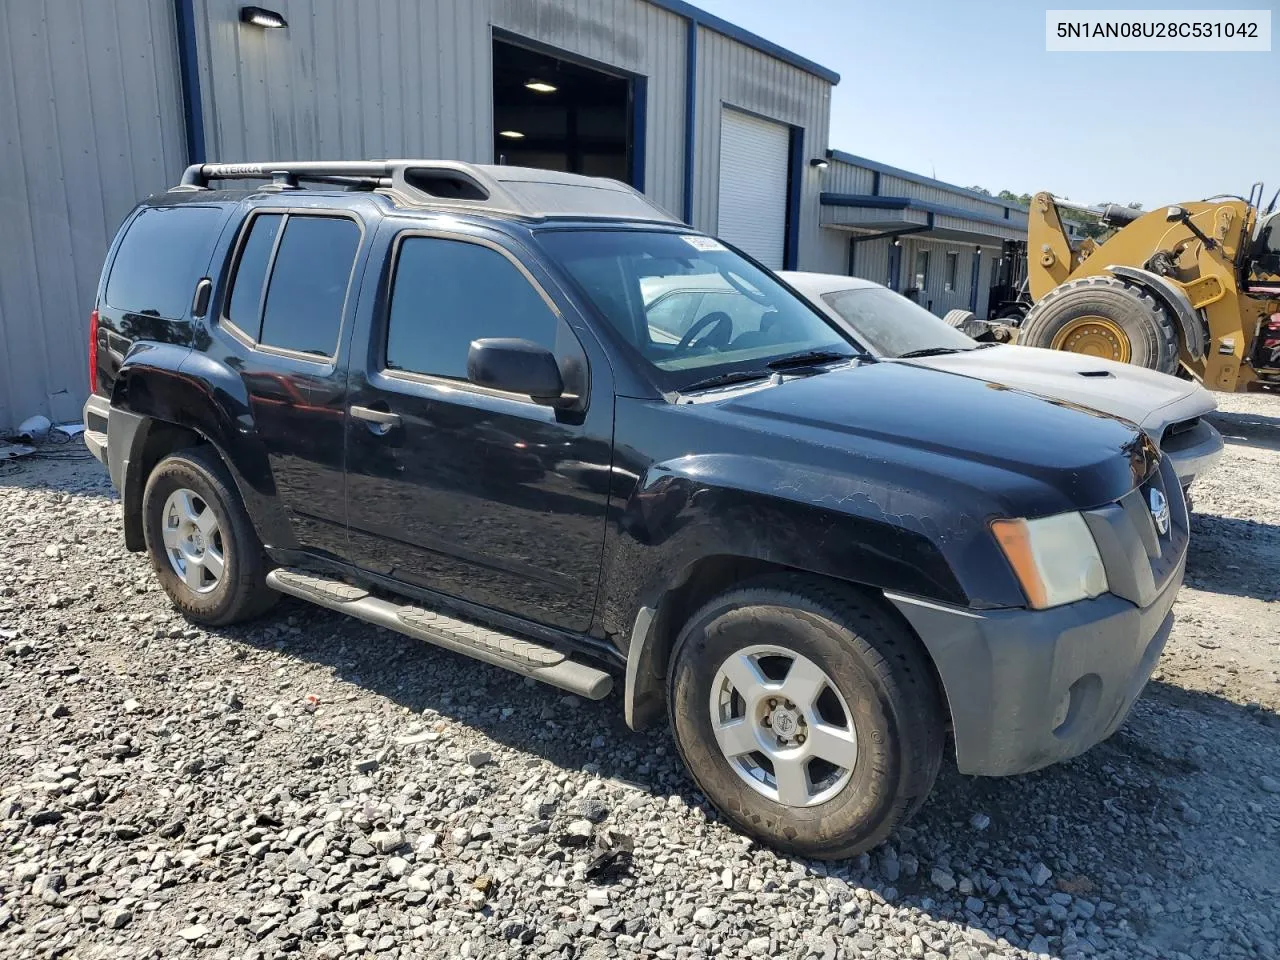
[1,393,1278,959]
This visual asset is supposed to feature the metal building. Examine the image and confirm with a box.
[814,152,1029,318]
[0,0,840,431]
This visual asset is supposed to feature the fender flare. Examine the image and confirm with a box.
[1106,265,1206,361]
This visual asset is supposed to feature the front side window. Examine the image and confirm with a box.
[385,236,562,380]
[820,286,976,358]
[224,213,360,357]
[538,230,855,392]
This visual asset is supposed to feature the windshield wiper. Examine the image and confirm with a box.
[679,369,774,393]
[896,346,973,359]
[767,349,858,370]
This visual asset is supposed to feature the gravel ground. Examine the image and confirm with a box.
[1,393,1277,960]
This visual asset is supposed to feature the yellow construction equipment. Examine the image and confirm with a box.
[1012,186,1280,391]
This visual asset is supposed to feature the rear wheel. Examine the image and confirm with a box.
[666,576,944,858]
[142,448,277,626]
[1020,276,1179,373]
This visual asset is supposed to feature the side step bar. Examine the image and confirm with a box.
[265,568,613,700]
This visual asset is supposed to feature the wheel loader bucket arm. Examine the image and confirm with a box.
[1028,193,1078,299]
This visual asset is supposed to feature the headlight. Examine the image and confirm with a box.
[991,512,1108,609]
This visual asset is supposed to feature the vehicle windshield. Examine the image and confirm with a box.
[819,286,978,358]
[537,229,857,391]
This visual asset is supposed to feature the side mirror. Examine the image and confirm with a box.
[467,338,567,406]
[1166,205,1186,223]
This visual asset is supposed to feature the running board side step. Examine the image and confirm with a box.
[265,568,613,700]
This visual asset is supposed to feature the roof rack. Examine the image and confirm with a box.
[173,159,682,224]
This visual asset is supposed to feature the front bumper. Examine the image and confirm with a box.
[1159,416,1223,490]
[887,559,1183,776]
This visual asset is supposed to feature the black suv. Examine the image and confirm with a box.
[84,160,1187,857]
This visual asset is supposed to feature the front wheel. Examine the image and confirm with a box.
[142,447,277,626]
[667,577,944,858]
[1019,276,1179,373]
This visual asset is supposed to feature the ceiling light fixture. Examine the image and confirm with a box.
[498,130,526,139]
[239,6,288,28]
[524,80,558,94]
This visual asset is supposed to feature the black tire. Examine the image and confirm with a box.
[666,575,945,859]
[142,447,277,626]
[1019,276,1179,374]
[994,304,1029,325]
[942,309,975,329]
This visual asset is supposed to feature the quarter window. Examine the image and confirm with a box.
[385,237,562,381]
[106,206,224,319]
[223,213,360,357]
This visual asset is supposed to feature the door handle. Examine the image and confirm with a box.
[350,405,402,434]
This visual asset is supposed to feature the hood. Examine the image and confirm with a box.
[712,359,1156,513]
[900,345,1217,441]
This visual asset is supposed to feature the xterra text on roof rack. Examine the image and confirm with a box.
[84,160,1187,857]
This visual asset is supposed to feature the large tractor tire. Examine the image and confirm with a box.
[1019,276,1179,374]
[942,309,975,329]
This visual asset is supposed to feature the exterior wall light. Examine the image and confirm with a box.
[240,6,288,28]
[809,158,829,169]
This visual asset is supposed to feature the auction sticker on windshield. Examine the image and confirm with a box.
[681,235,727,253]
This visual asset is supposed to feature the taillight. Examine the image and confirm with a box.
[88,309,99,394]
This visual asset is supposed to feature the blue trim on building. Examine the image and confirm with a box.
[826,149,1028,213]
[784,126,803,270]
[969,249,982,312]
[650,0,840,84]
[819,193,1029,233]
[174,0,206,165]
[887,240,901,291]
[631,76,648,193]
[681,20,697,224]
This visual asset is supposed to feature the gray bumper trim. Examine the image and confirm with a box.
[83,394,111,468]
[1161,418,1224,488]
[888,562,1183,777]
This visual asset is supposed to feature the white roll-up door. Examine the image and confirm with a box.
[717,108,790,268]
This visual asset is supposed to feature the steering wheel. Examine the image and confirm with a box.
[676,311,733,352]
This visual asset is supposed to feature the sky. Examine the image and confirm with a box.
[690,0,1278,209]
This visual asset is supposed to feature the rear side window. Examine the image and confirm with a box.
[226,214,283,335]
[385,237,560,380]
[105,206,223,318]
[223,213,361,358]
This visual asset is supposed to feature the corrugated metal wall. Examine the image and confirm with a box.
[190,0,688,219]
[191,0,493,165]
[0,0,188,431]
[822,159,874,196]
[691,26,830,264]
[899,236,1005,317]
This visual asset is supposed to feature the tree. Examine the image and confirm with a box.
[998,190,1033,207]
[967,185,993,197]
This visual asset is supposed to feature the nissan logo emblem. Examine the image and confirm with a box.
[1149,487,1170,536]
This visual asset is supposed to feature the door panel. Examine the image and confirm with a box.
[208,207,367,556]
[343,226,613,632]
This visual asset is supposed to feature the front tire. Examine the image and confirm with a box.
[142,447,277,626]
[1020,276,1179,373]
[667,576,944,858]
